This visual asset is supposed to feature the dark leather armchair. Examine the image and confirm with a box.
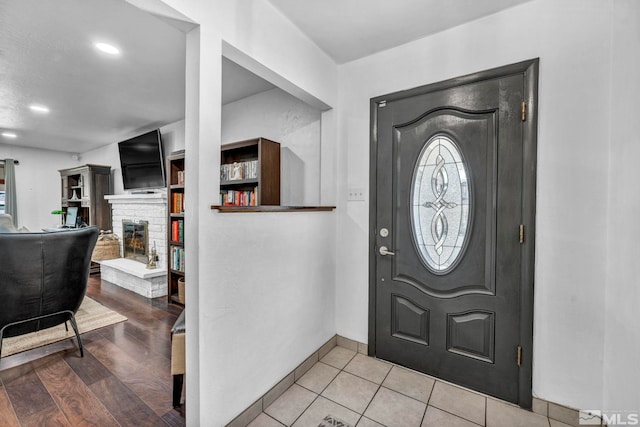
[0,226,99,358]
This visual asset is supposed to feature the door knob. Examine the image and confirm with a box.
[379,246,395,256]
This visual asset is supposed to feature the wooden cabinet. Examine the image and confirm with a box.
[59,164,112,230]
[219,138,280,206]
[167,152,185,305]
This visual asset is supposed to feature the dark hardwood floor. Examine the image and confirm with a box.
[0,275,186,426]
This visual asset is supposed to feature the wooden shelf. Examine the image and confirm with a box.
[220,178,259,186]
[59,164,112,230]
[167,152,186,305]
[220,138,280,206]
[211,205,336,213]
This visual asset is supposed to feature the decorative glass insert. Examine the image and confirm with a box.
[411,134,470,273]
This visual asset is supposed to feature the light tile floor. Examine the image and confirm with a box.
[249,346,564,427]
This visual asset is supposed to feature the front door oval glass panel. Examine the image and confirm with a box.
[411,134,471,274]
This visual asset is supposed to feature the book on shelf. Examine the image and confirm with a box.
[172,192,184,213]
[177,170,185,185]
[171,219,184,243]
[170,245,185,272]
[219,186,259,206]
[220,159,258,182]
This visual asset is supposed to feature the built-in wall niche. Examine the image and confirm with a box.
[220,56,323,207]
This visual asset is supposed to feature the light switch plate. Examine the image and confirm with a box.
[348,187,365,201]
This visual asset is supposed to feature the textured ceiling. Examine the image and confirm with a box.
[0,0,535,154]
[0,0,186,153]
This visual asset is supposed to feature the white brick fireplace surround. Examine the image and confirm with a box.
[102,193,167,298]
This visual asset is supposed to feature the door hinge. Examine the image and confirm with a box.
[378,100,387,108]
[517,345,522,366]
[521,101,527,121]
[519,224,525,244]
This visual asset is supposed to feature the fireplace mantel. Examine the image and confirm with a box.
[105,193,167,205]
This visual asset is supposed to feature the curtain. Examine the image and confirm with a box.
[4,159,17,226]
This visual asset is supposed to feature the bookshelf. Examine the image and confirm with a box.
[59,164,112,230]
[167,152,185,305]
[218,138,280,207]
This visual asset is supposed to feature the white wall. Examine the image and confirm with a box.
[604,0,640,413]
[0,143,78,230]
[81,119,185,195]
[206,211,335,414]
[148,1,339,425]
[336,0,633,413]
[222,87,322,205]
[149,0,640,422]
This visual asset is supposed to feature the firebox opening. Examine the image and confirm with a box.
[122,220,149,264]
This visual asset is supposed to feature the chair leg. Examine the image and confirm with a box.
[68,315,84,357]
[0,323,9,360]
[64,321,69,332]
[173,374,184,407]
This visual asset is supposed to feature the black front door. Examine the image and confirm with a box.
[370,60,538,405]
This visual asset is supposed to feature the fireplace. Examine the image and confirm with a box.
[103,194,167,298]
[122,220,149,263]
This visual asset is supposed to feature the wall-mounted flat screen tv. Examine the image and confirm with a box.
[118,129,165,191]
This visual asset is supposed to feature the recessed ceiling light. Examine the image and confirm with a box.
[2,132,17,138]
[29,104,50,114]
[95,42,120,55]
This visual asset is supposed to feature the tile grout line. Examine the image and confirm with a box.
[427,379,487,427]
[356,361,394,426]
[289,391,320,427]
[425,403,484,427]
[419,379,437,426]
[322,349,364,426]
[263,412,285,427]
[329,351,461,426]
[344,361,443,420]
[295,362,340,396]
[320,349,377,427]
[485,393,488,427]
[288,347,359,427]
[428,399,485,426]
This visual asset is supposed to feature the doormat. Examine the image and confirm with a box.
[318,414,353,427]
